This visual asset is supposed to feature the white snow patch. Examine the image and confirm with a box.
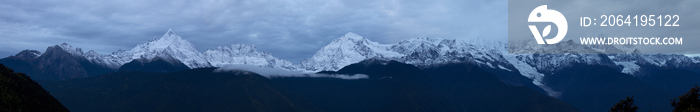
[474,60,484,64]
[497,65,512,71]
[485,62,495,68]
[685,55,700,63]
[502,54,562,97]
[214,64,368,80]
[534,83,561,98]
[614,61,640,75]
[502,54,544,83]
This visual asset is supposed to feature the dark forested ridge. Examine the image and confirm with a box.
[40,68,319,112]
[41,60,580,112]
[0,64,69,112]
[293,60,580,112]
[544,63,676,112]
[23,58,700,112]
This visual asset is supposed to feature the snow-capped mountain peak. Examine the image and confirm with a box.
[148,37,158,42]
[203,44,298,71]
[398,37,442,45]
[57,42,84,56]
[164,28,177,38]
[83,50,99,57]
[43,29,303,71]
[12,50,42,59]
[229,44,258,53]
[206,44,261,55]
[106,29,212,68]
[301,32,403,72]
[340,32,364,40]
[392,37,446,54]
[301,32,514,73]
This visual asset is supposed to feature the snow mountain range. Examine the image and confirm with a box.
[3,29,700,88]
[6,29,699,112]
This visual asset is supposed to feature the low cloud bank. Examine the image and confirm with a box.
[213,65,368,80]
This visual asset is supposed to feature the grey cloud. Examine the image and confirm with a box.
[0,0,507,62]
[0,51,12,58]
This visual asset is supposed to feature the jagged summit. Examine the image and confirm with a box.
[13,50,42,59]
[84,50,100,57]
[203,44,298,71]
[158,29,185,42]
[331,32,376,45]
[400,36,443,43]
[301,32,403,72]
[54,42,84,56]
[207,44,261,55]
[164,28,177,38]
[341,32,363,40]
[149,37,158,42]
[105,29,211,68]
[60,42,70,47]
[230,44,258,53]
[216,44,265,53]
[21,29,299,71]
[300,32,514,72]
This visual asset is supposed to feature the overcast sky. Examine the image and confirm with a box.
[0,0,507,63]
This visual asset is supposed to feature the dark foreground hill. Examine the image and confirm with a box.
[292,59,580,112]
[544,63,676,112]
[40,68,319,112]
[41,60,580,112]
[0,64,69,112]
